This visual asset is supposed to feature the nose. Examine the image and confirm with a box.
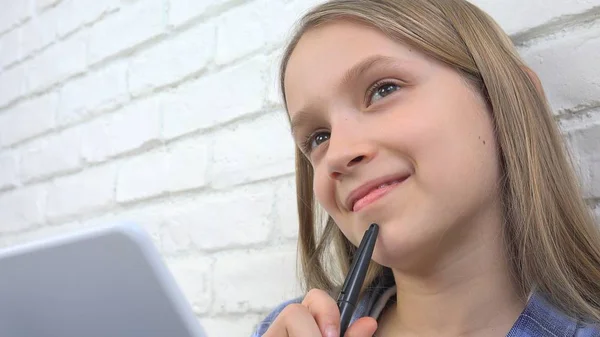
[326,126,376,180]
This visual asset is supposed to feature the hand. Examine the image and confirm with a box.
[263,288,378,337]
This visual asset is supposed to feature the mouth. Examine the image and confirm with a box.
[346,174,410,212]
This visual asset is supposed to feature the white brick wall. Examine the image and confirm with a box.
[58,59,129,125]
[27,28,88,93]
[161,56,266,139]
[0,0,30,34]
[88,0,165,64]
[128,21,215,96]
[0,0,598,336]
[0,150,18,190]
[0,91,58,146]
[20,126,82,182]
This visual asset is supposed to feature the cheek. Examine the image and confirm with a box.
[389,86,500,193]
[417,106,500,198]
[312,166,338,213]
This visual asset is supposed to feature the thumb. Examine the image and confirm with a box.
[344,317,378,337]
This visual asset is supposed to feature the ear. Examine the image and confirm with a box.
[521,65,546,99]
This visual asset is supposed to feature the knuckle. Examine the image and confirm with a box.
[302,288,329,305]
[306,288,324,299]
[281,303,308,319]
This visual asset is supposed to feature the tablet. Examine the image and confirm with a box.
[0,223,207,337]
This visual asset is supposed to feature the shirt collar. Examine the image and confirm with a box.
[351,284,580,336]
[507,291,578,337]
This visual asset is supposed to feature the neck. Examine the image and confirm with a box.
[380,212,526,336]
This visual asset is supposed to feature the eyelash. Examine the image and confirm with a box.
[365,79,402,105]
[300,131,325,154]
[299,79,402,155]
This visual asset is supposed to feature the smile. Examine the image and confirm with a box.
[347,175,409,212]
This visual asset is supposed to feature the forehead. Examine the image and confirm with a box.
[284,21,422,110]
[284,21,417,93]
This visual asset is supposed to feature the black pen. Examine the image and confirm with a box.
[337,223,379,337]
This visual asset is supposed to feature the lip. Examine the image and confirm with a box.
[345,174,411,212]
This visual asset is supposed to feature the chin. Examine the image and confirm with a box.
[370,225,433,271]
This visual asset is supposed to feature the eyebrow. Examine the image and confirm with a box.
[289,101,322,137]
[289,55,405,135]
[340,54,401,88]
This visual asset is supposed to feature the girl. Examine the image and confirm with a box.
[253,0,600,336]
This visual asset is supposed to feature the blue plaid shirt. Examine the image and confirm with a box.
[252,285,600,336]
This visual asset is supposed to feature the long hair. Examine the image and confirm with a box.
[279,0,600,323]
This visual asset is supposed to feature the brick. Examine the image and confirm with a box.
[566,119,600,199]
[168,0,211,27]
[266,49,284,107]
[470,0,600,36]
[212,246,301,313]
[116,148,169,203]
[158,218,191,255]
[273,176,299,240]
[519,24,600,114]
[0,150,18,190]
[20,127,81,182]
[81,97,161,163]
[88,0,165,64]
[574,153,600,200]
[0,220,85,250]
[215,0,320,65]
[0,91,58,147]
[26,29,87,93]
[563,140,588,191]
[0,26,21,67]
[166,137,210,193]
[0,63,27,107]
[115,139,209,203]
[20,7,59,58]
[168,0,234,27]
[46,164,116,221]
[215,1,264,65]
[161,57,265,139]
[0,186,47,233]
[210,112,295,188]
[200,314,266,337]
[36,0,62,11]
[79,204,164,248]
[0,0,30,34]
[261,0,322,49]
[587,156,600,199]
[128,22,215,96]
[166,256,212,314]
[57,60,128,126]
[54,0,119,37]
[120,208,165,247]
[163,184,274,251]
[567,121,600,159]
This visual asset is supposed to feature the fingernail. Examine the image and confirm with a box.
[324,325,338,337]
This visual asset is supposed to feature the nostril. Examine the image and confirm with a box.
[348,155,364,166]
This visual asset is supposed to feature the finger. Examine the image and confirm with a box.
[302,289,341,337]
[263,303,322,337]
[344,317,378,337]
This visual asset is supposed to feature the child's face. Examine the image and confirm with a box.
[284,21,503,270]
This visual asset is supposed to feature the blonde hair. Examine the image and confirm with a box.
[280,0,600,323]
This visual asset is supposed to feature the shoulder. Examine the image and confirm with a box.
[576,321,600,337]
[251,297,303,337]
[521,292,600,337]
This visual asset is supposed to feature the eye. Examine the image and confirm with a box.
[367,81,401,105]
[302,131,330,154]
